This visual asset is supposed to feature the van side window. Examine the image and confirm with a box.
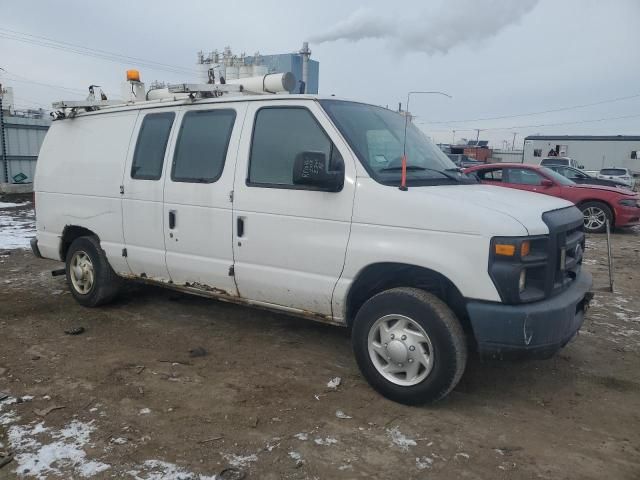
[131,112,175,180]
[248,107,334,187]
[172,109,236,183]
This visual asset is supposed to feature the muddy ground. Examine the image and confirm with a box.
[1,199,639,479]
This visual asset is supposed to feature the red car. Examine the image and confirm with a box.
[464,163,640,233]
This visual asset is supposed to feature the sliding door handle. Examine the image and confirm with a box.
[169,210,176,229]
[237,217,245,237]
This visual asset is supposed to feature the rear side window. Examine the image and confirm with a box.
[172,109,236,183]
[248,107,333,187]
[506,168,543,185]
[131,112,175,180]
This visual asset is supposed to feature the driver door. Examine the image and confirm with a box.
[231,101,356,318]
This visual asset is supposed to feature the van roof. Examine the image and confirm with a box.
[53,94,352,119]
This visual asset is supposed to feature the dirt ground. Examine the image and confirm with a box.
[1,199,639,479]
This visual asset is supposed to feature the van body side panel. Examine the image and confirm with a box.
[232,100,357,317]
[34,112,138,273]
[332,178,531,318]
[162,103,248,295]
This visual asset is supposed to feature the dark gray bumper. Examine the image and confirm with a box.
[30,238,43,259]
[467,270,593,359]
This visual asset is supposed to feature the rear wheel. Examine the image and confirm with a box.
[580,201,612,233]
[352,287,467,405]
[65,236,121,307]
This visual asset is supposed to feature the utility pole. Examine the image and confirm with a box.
[475,129,481,143]
[0,84,8,184]
[511,132,517,150]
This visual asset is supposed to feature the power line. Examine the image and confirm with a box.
[0,27,199,76]
[2,71,87,95]
[420,93,640,125]
[421,113,640,133]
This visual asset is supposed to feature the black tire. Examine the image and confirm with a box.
[65,236,121,307]
[352,288,467,405]
[580,201,613,234]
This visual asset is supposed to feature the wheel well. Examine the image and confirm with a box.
[60,225,97,260]
[576,199,616,226]
[345,263,469,328]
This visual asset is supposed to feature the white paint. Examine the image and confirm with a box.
[387,427,417,451]
[7,419,110,479]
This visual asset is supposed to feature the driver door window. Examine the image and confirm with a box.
[506,168,543,186]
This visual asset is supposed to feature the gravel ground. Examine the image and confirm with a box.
[1,199,639,479]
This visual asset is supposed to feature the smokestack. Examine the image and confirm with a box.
[299,42,311,94]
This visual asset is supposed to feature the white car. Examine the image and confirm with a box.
[597,168,636,190]
[31,76,593,404]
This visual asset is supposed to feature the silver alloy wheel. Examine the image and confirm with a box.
[367,314,435,386]
[583,206,607,231]
[69,250,95,295]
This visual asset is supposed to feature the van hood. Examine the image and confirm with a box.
[353,180,575,237]
[423,184,573,234]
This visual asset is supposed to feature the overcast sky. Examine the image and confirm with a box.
[1,0,638,147]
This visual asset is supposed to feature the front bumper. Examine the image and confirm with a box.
[615,206,640,228]
[467,270,593,359]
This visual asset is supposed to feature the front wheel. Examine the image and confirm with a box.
[580,201,613,233]
[352,288,467,405]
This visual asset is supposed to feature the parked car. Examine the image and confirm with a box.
[32,82,594,405]
[446,153,482,169]
[597,168,636,190]
[465,163,640,233]
[547,165,631,189]
[539,156,583,169]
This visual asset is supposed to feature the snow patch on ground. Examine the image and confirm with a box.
[387,426,417,451]
[222,453,258,468]
[416,456,434,470]
[0,396,20,426]
[127,460,216,480]
[7,419,110,479]
[0,206,35,250]
[294,432,308,441]
[314,436,338,446]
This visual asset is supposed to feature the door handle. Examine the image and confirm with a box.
[169,210,176,229]
[237,217,245,237]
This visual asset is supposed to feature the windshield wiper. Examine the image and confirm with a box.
[380,165,462,182]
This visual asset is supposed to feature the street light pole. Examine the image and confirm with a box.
[401,90,452,191]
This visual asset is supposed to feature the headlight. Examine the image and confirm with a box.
[619,198,640,208]
[489,236,548,304]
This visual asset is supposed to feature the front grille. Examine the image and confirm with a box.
[542,207,585,298]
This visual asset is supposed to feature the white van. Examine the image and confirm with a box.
[32,88,593,404]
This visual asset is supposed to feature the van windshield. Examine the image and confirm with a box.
[320,100,474,186]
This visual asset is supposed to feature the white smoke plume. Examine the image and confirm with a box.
[309,0,540,54]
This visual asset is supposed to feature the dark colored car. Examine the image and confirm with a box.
[464,163,640,233]
[547,165,630,189]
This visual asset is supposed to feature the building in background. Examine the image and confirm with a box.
[523,135,640,175]
[196,43,319,94]
[0,84,51,186]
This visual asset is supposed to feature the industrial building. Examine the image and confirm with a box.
[196,43,319,94]
[0,85,51,187]
[523,135,640,175]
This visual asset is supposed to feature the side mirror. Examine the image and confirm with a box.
[541,179,554,187]
[293,151,344,192]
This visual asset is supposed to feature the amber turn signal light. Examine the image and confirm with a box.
[495,243,516,256]
[521,241,531,257]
